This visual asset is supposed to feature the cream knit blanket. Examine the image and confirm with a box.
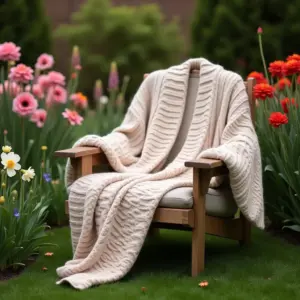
[56,58,264,289]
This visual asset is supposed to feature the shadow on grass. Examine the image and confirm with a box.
[125,230,256,281]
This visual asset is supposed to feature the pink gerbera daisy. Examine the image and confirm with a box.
[35,53,54,70]
[25,84,44,99]
[9,64,34,84]
[30,109,47,128]
[12,92,38,117]
[37,75,51,92]
[46,85,67,105]
[47,71,65,87]
[0,42,21,61]
[62,109,84,125]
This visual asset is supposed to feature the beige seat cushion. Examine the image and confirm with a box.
[159,187,238,218]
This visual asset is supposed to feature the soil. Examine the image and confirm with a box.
[267,227,300,246]
[0,255,38,281]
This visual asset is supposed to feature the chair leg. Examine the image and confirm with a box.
[191,168,210,277]
[191,224,205,276]
[239,213,251,246]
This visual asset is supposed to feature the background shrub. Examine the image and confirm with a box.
[0,0,51,66]
[55,0,184,100]
[191,0,300,75]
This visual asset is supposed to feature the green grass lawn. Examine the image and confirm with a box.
[1,227,300,300]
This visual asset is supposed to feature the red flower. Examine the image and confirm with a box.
[283,59,300,76]
[268,61,284,78]
[257,27,263,34]
[269,112,288,128]
[247,71,267,84]
[275,78,291,90]
[280,98,298,114]
[287,54,300,61]
[253,83,275,100]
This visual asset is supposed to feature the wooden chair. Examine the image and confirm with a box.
[55,75,255,277]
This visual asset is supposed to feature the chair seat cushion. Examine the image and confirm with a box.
[160,187,238,218]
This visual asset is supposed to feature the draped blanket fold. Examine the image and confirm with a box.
[56,58,264,290]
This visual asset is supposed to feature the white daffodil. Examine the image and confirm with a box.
[21,167,35,182]
[1,152,21,177]
[2,145,12,153]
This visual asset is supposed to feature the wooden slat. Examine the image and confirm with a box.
[152,208,194,227]
[205,215,243,240]
[55,147,101,158]
[185,158,224,169]
[64,200,242,241]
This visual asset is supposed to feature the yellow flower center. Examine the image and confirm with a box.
[6,160,15,169]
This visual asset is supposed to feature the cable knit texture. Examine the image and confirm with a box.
[56,58,264,290]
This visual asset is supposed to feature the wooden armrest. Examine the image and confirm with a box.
[55,147,102,158]
[185,158,224,169]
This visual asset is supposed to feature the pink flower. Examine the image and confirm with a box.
[71,46,81,69]
[25,84,44,99]
[62,109,83,125]
[0,81,21,97]
[9,64,34,84]
[35,53,54,70]
[46,85,67,105]
[70,92,88,109]
[37,75,50,92]
[93,80,102,101]
[30,109,47,128]
[12,92,38,117]
[0,42,21,61]
[257,27,263,34]
[47,71,65,87]
[108,61,119,90]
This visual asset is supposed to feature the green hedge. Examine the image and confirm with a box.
[0,0,52,66]
[190,0,300,75]
[55,0,184,99]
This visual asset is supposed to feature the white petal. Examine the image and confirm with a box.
[14,163,21,170]
[1,152,7,161]
[13,154,20,163]
[7,168,16,177]
[7,152,14,158]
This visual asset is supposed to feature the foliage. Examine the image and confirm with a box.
[45,164,68,226]
[74,63,130,138]
[253,31,300,232]
[191,0,300,76]
[0,146,52,271]
[0,0,51,66]
[55,0,183,100]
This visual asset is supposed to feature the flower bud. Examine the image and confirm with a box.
[11,190,18,198]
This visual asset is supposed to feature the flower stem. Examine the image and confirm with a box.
[21,118,25,163]
[258,34,270,84]
[19,174,25,212]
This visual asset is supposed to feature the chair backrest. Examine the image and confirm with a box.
[166,75,256,165]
